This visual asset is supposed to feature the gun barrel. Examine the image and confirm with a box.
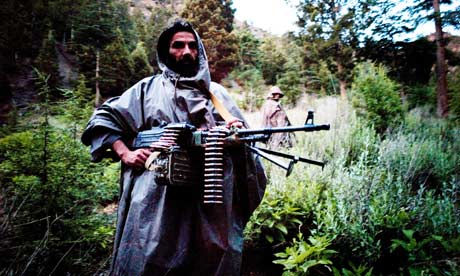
[235,124,330,136]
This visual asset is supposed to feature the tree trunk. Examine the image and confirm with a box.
[433,0,449,117]
[95,49,101,107]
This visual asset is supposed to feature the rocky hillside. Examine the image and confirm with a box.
[124,0,184,17]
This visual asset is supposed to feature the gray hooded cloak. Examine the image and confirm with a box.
[81,20,266,276]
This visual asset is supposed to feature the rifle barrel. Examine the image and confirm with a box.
[236,124,330,136]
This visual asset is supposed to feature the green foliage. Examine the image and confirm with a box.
[72,0,118,49]
[74,74,94,105]
[58,88,94,135]
[0,0,49,69]
[333,262,374,276]
[130,41,154,82]
[99,28,134,96]
[351,62,403,134]
[72,0,136,99]
[273,233,336,275]
[229,66,265,111]
[245,195,304,245]
[404,0,460,32]
[359,39,437,86]
[47,0,83,41]
[234,25,262,68]
[297,0,382,97]
[143,5,175,72]
[391,229,460,275]
[0,73,118,275]
[343,117,380,167]
[448,69,460,120]
[277,41,307,105]
[306,61,339,96]
[259,37,286,85]
[246,98,459,275]
[405,84,436,111]
[181,0,239,82]
[35,30,60,95]
[0,128,118,275]
[383,111,460,196]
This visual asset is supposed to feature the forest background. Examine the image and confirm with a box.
[0,0,459,275]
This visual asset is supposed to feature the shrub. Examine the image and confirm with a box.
[448,69,460,121]
[0,72,118,275]
[247,96,459,275]
[273,233,337,275]
[350,62,403,134]
[404,84,436,111]
[0,128,118,275]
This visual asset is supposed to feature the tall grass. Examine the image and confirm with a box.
[243,95,460,274]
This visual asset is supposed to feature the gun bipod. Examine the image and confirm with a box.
[247,145,326,177]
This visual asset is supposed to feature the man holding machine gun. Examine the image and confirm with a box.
[82,19,267,275]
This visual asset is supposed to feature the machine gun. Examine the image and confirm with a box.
[132,110,330,204]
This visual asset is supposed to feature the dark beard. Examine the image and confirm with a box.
[168,55,199,77]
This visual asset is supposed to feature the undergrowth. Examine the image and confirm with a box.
[244,96,460,275]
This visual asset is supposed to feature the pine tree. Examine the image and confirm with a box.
[404,0,459,117]
[181,0,239,82]
[132,9,149,46]
[144,5,175,72]
[0,0,49,69]
[259,37,286,85]
[35,30,60,96]
[99,28,134,98]
[296,0,382,99]
[130,41,154,84]
[72,0,122,106]
[277,41,306,104]
[74,74,93,105]
[48,0,83,43]
[234,24,261,68]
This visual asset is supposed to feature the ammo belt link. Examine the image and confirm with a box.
[203,127,226,204]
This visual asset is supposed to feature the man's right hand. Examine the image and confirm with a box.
[120,148,152,168]
[112,140,152,168]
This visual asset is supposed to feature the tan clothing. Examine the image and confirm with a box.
[261,99,295,148]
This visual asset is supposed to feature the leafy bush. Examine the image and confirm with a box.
[351,62,403,134]
[246,97,459,275]
[448,69,460,121]
[0,71,118,275]
[405,84,436,111]
[0,127,118,275]
[391,229,460,275]
[229,66,266,111]
[244,177,315,246]
[273,233,336,275]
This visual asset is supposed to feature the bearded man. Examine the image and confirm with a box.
[82,20,266,275]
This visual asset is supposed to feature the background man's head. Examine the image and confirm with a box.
[157,19,200,77]
[269,86,284,101]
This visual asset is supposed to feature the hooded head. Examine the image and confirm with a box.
[267,86,284,99]
[157,19,211,87]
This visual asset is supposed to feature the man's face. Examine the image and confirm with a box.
[272,93,281,101]
[168,31,199,77]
